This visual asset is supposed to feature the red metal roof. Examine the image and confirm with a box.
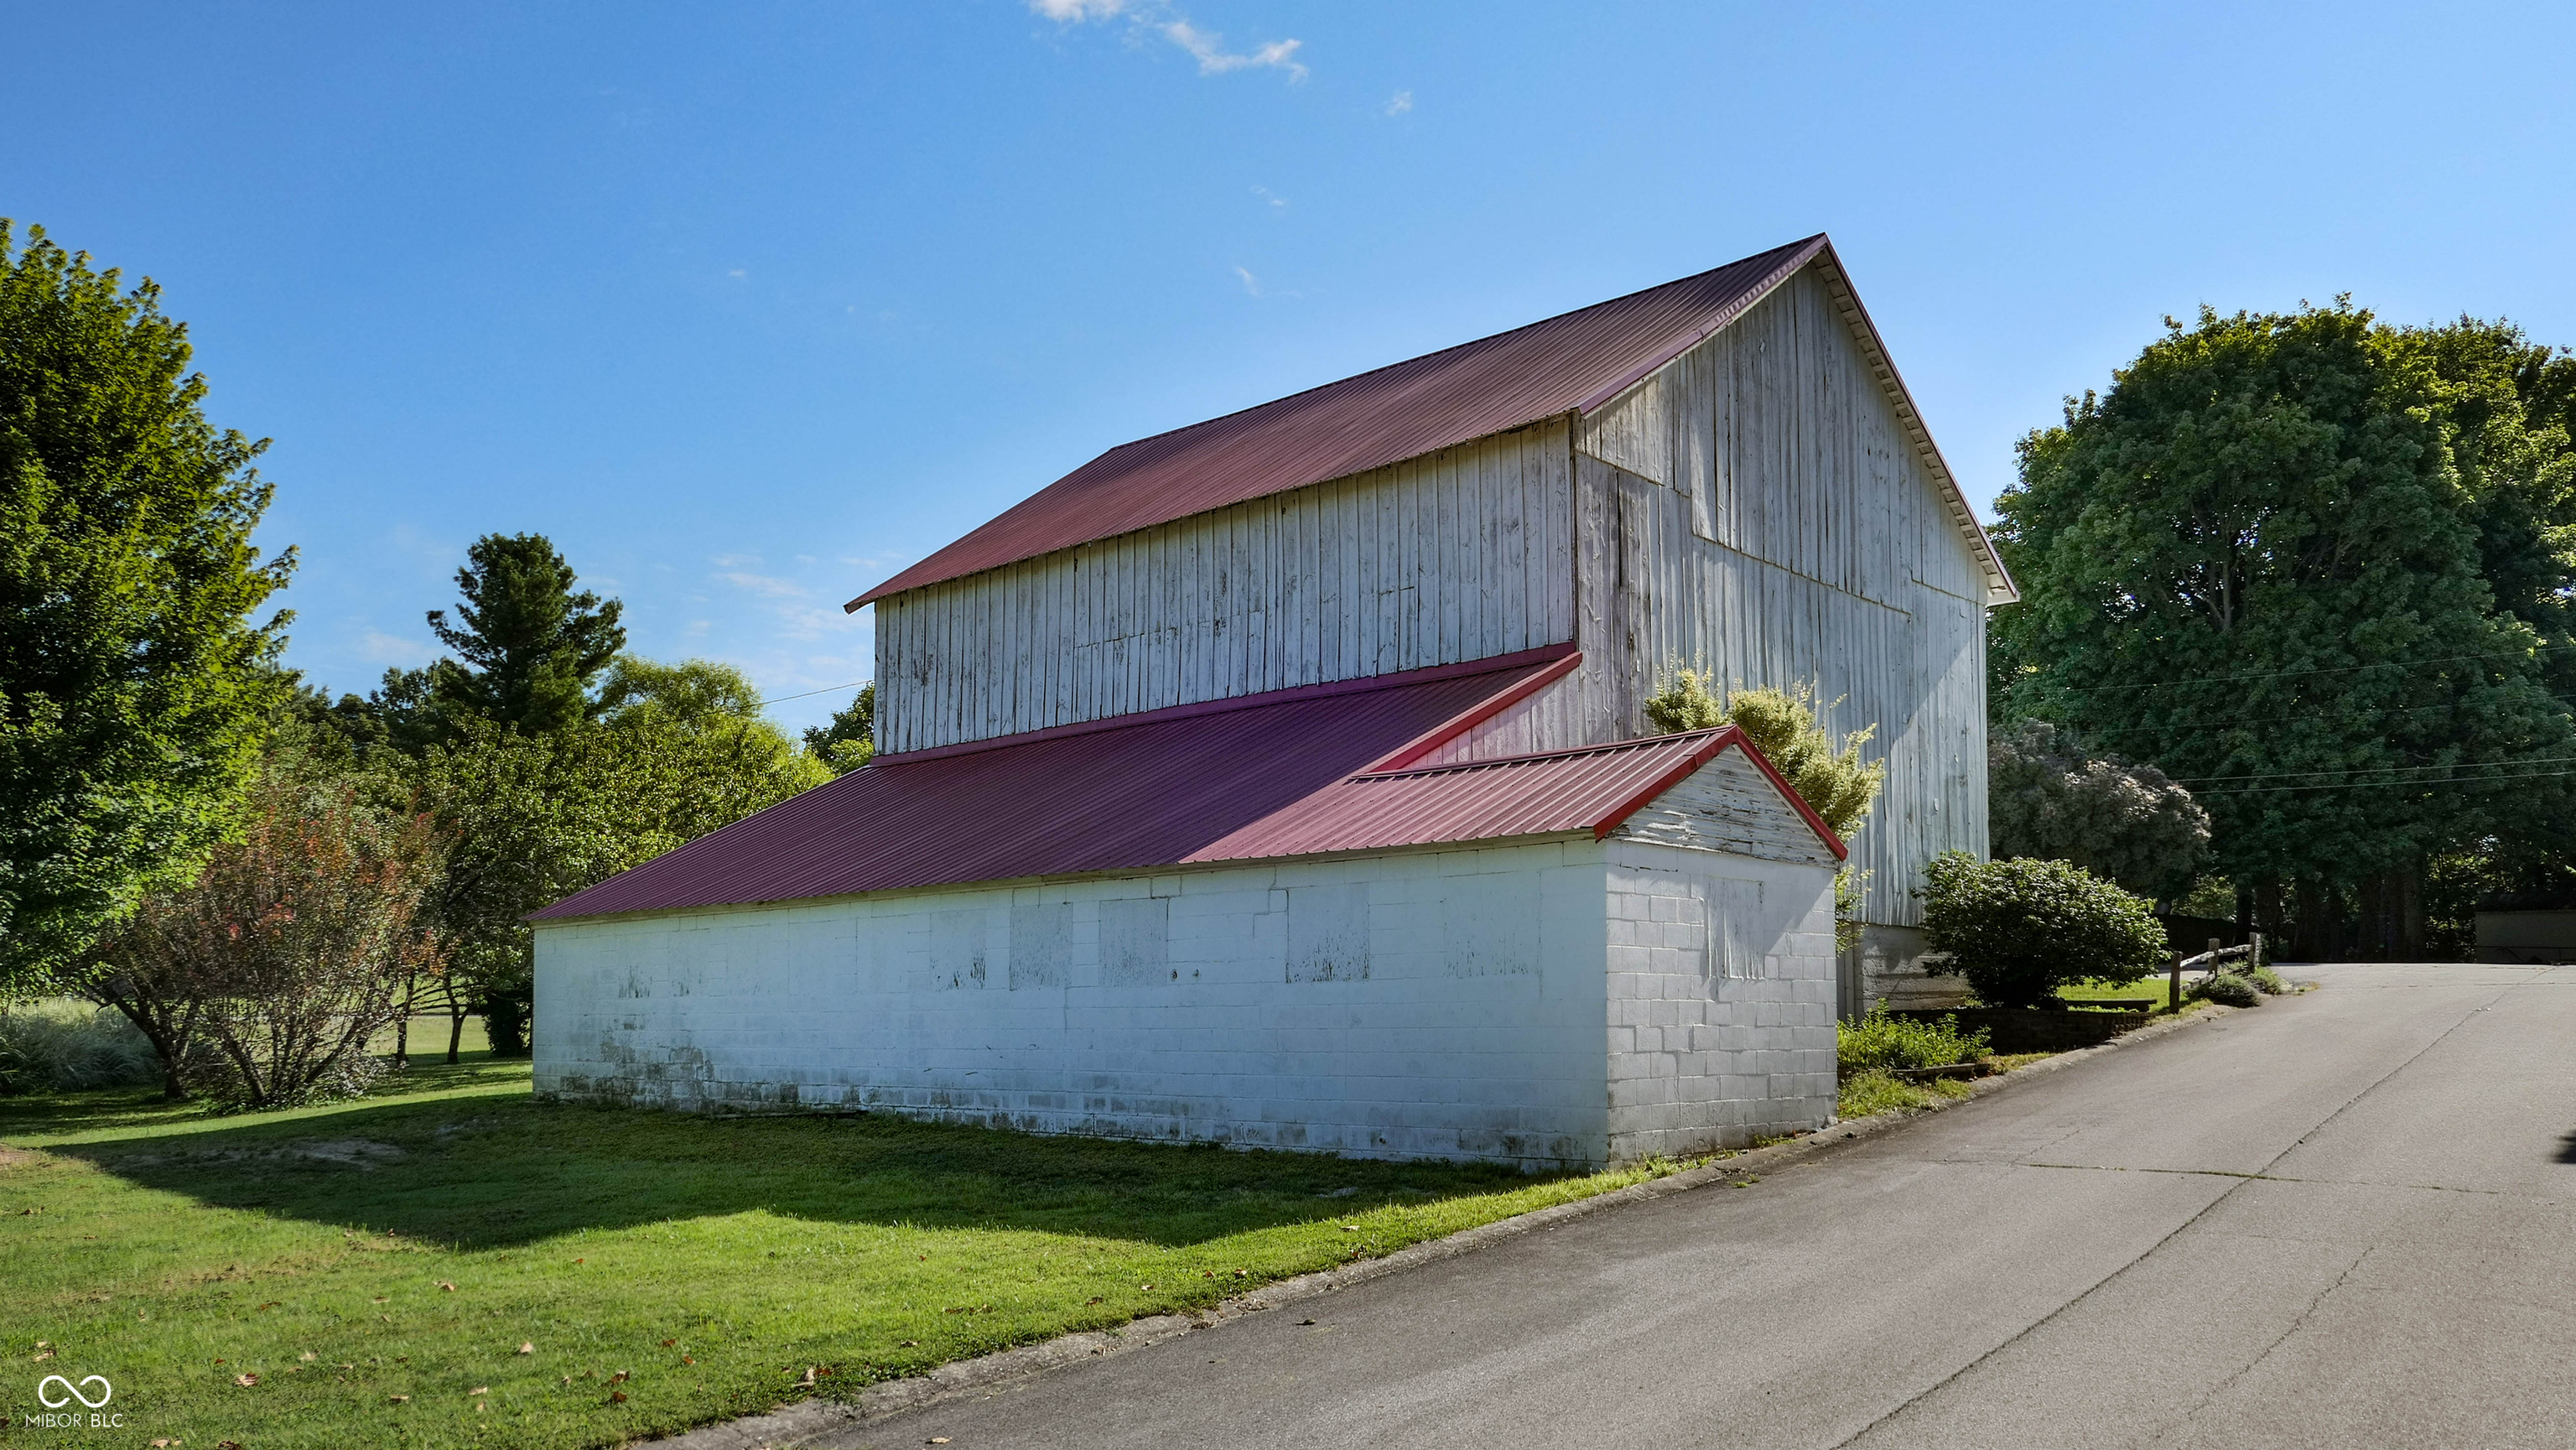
[531,647,1576,921]
[529,649,1841,922]
[849,236,1829,609]
[1189,727,1846,865]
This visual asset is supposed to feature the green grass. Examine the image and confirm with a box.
[2,1053,1711,1450]
[2059,978,2187,1011]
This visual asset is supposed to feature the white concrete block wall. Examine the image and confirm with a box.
[536,836,1839,1170]
[1601,839,1839,1160]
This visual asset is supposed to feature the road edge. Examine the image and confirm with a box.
[641,1000,2241,1449]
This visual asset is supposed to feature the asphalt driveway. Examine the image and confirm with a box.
[843,963,2576,1450]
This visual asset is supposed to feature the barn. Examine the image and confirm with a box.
[530,233,2013,1168]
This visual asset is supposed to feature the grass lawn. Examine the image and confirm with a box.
[2,1054,1711,1450]
[2059,978,2186,1011]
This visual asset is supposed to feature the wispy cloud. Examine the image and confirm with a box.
[1030,0,1306,82]
[1233,266,1262,298]
[1385,90,1413,116]
[1161,19,1306,80]
[358,629,437,668]
[1250,184,1286,210]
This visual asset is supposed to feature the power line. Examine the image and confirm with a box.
[2172,754,2576,785]
[2193,768,2576,798]
[2007,639,2576,698]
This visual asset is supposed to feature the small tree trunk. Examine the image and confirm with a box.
[2395,860,2427,959]
[447,1002,466,1064]
[394,968,413,1069]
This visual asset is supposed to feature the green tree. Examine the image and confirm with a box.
[423,533,625,739]
[802,681,875,773]
[1992,303,2576,959]
[414,668,828,1052]
[0,221,294,996]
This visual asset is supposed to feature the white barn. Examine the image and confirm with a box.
[532,234,2011,1168]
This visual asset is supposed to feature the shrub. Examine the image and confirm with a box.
[1838,1009,1991,1076]
[2246,964,2288,995]
[1919,852,2168,1009]
[0,1001,161,1094]
[2194,973,2262,1008]
[1987,720,2210,898]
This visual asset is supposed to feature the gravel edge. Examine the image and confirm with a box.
[641,1000,2238,1449]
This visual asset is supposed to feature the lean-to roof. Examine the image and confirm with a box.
[529,647,1840,922]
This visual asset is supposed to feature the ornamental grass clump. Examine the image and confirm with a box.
[1919,852,2167,1009]
[2193,972,2262,1008]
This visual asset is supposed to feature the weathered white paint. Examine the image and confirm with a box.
[873,423,1576,755]
[535,833,1836,1167]
[1559,264,1992,933]
[1610,747,1844,868]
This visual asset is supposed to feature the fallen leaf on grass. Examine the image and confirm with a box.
[299,1350,316,1362]
[468,1386,489,1395]
[32,1349,54,1361]
[388,1394,411,1404]
[371,1297,388,1303]
[660,1338,676,1348]
[1086,1297,1103,1306]
[234,1373,259,1387]
[436,1281,456,1292]
[610,1369,630,1384]
[682,1356,695,1365]
[900,1340,920,1348]
[219,1442,242,1450]
[149,1439,179,1447]
[610,1390,628,1404]
[255,1301,280,1311]
[517,1342,534,1355]
[796,1366,818,1386]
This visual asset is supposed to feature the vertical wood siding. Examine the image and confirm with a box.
[875,423,1576,753]
[1562,265,1991,928]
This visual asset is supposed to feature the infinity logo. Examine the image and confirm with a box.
[37,1374,112,1409]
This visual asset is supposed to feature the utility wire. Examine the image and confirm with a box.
[2193,768,2576,797]
[2172,754,2576,785]
[2005,640,2576,697]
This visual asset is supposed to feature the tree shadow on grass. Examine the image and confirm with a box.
[18,1087,1569,1251]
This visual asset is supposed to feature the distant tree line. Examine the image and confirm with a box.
[0,221,870,1102]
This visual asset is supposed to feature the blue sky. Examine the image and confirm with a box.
[7,2,2572,733]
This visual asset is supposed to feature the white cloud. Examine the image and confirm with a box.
[1250,184,1286,210]
[1162,20,1306,80]
[1233,266,1262,298]
[717,569,807,600]
[358,629,438,668]
[727,268,746,278]
[1385,90,1413,116]
[1031,0,1306,81]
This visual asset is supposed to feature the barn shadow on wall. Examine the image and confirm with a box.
[44,1092,1566,1250]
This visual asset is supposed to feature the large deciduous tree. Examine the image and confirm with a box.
[0,222,293,995]
[1992,303,2575,959]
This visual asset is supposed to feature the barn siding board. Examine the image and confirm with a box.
[1561,266,1991,929]
[873,424,1576,754]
